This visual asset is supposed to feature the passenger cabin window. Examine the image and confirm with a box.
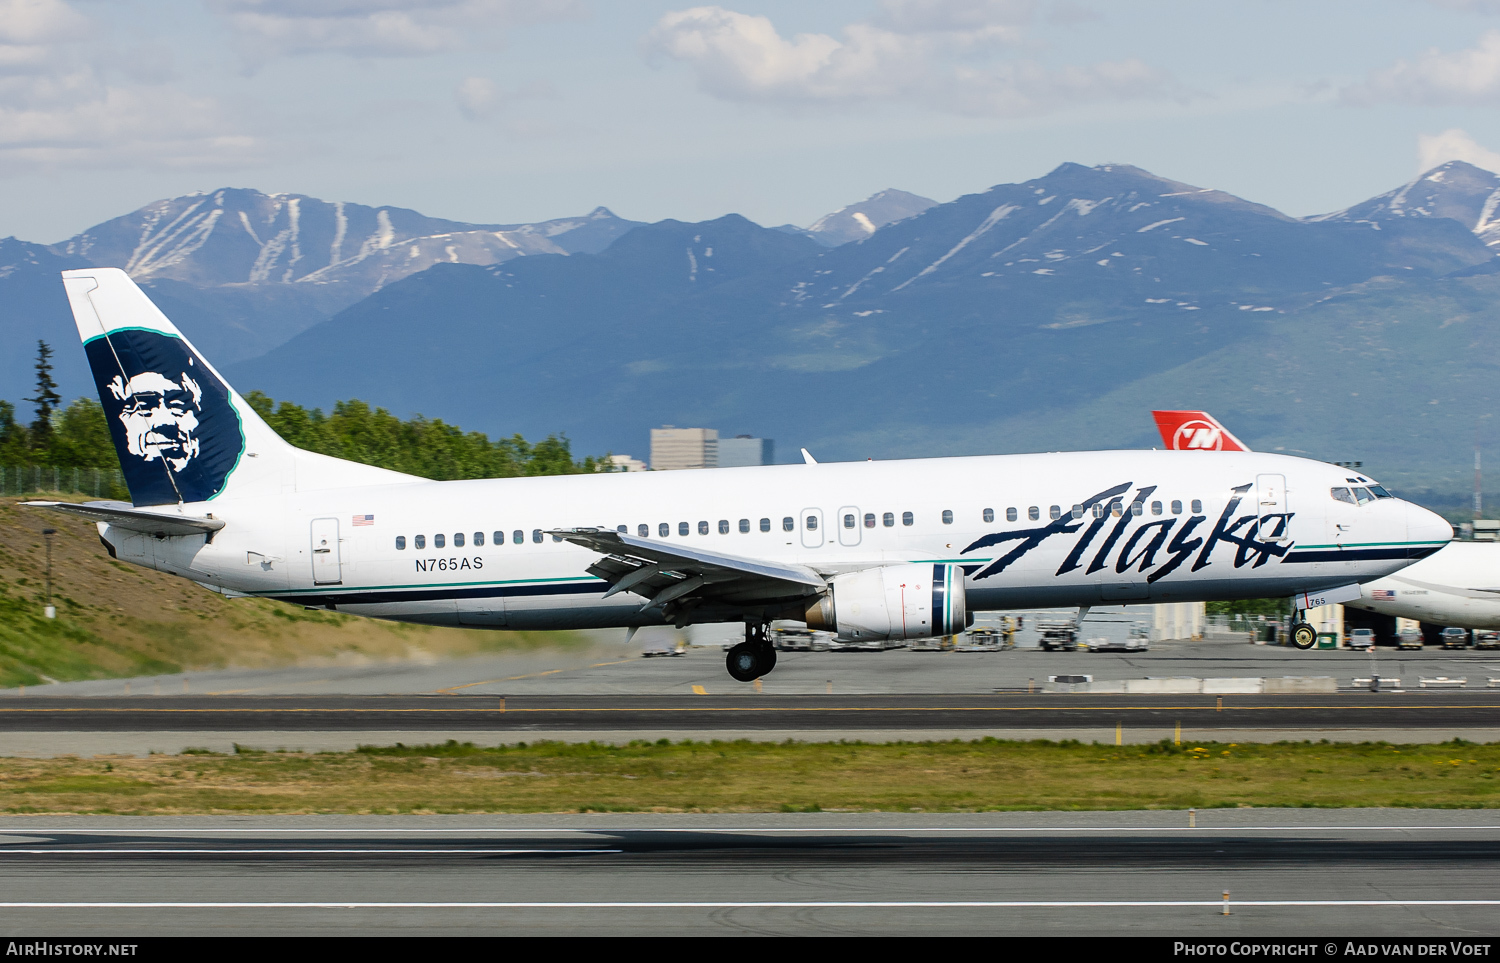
[902,511,914,526]
[1171,500,1182,515]
[740,519,751,533]
[718,519,729,534]
[698,520,709,535]
[532,529,543,543]
[1151,501,1162,516]
[864,513,876,528]
[1191,499,1203,514]
[617,525,627,533]
[415,535,426,549]
[1006,507,1017,522]
[983,508,994,523]
[1130,501,1143,516]
[783,517,794,532]
[434,534,446,549]
[806,515,818,531]
[453,533,464,548]
[660,523,670,537]
[1050,505,1061,520]
[1072,504,1084,519]
[474,532,484,546]
[1092,504,1105,519]
[679,522,689,536]
[760,518,771,532]
[1110,502,1122,518]
[941,510,953,525]
[639,524,649,537]
[1028,506,1039,521]
[844,514,856,529]
[395,536,406,550]
[513,530,523,544]
[493,531,503,546]
[883,512,894,527]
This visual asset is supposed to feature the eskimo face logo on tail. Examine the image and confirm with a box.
[108,371,203,472]
[85,330,243,506]
[1172,420,1223,450]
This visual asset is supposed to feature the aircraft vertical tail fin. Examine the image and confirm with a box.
[1150,410,1251,452]
[61,268,414,507]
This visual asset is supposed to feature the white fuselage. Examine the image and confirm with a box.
[100,449,1450,631]
[1349,541,1500,629]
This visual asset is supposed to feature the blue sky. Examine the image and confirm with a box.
[3,0,1500,241]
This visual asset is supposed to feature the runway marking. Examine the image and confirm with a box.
[4,899,1500,909]
[2,703,1499,715]
[9,825,1500,835]
[432,660,639,694]
[205,680,335,696]
[0,848,618,855]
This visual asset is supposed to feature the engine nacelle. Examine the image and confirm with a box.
[804,563,967,642]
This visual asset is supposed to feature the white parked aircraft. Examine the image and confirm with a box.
[29,270,1452,679]
[1151,409,1493,638]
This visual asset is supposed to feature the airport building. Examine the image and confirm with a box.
[650,427,718,471]
[606,454,647,472]
[718,434,774,468]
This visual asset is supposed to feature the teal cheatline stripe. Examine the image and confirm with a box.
[82,327,182,347]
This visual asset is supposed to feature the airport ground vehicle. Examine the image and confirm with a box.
[1038,619,1079,652]
[31,270,1452,684]
[1475,630,1500,650]
[1442,627,1471,649]
[1347,627,1376,650]
[1398,630,1424,650]
[954,628,1005,651]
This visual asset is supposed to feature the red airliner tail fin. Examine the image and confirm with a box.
[1151,410,1250,452]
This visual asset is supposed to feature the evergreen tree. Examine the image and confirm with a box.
[0,400,28,463]
[23,341,60,450]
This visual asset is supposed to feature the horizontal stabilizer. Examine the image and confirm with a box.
[24,500,225,537]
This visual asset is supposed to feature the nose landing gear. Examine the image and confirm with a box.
[726,621,777,682]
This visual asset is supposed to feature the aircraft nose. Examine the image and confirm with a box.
[1405,501,1454,552]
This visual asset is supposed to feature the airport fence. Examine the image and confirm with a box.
[0,465,127,500]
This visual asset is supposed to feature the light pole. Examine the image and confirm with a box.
[41,528,55,619]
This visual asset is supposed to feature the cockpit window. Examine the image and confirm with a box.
[1353,487,1374,505]
[1369,485,1393,499]
[1330,487,1356,505]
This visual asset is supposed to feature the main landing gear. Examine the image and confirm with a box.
[726,622,777,682]
[1290,611,1317,650]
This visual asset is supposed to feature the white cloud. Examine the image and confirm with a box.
[1344,30,1500,106]
[0,0,257,174]
[1419,128,1500,174]
[212,0,585,60]
[643,4,1179,117]
[455,76,555,121]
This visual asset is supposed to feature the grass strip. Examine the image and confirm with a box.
[2,738,1500,814]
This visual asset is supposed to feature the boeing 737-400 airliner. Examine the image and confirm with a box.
[28,270,1453,679]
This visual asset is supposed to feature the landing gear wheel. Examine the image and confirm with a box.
[1291,622,1317,650]
[726,642,767,682]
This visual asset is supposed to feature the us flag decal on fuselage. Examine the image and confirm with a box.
[352,514,374,526]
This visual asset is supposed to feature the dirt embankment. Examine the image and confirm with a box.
[0,497,584,687]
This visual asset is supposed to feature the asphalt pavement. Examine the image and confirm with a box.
[0,810,1497,935]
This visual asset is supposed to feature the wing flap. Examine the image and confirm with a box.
[549,527,825,612]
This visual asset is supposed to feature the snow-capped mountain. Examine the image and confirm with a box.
[1307,160,1500,250]
[801,189,938,247]
[52,188,643,293]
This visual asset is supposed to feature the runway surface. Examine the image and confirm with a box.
[8,639,1500,754]
[1,810,1498,935]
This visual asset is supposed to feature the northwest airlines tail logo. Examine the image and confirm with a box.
[1172,420,1224,450]
[1152,410,1249,452]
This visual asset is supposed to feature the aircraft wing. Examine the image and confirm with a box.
[24,500,225,537]
[548,527,826,613]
